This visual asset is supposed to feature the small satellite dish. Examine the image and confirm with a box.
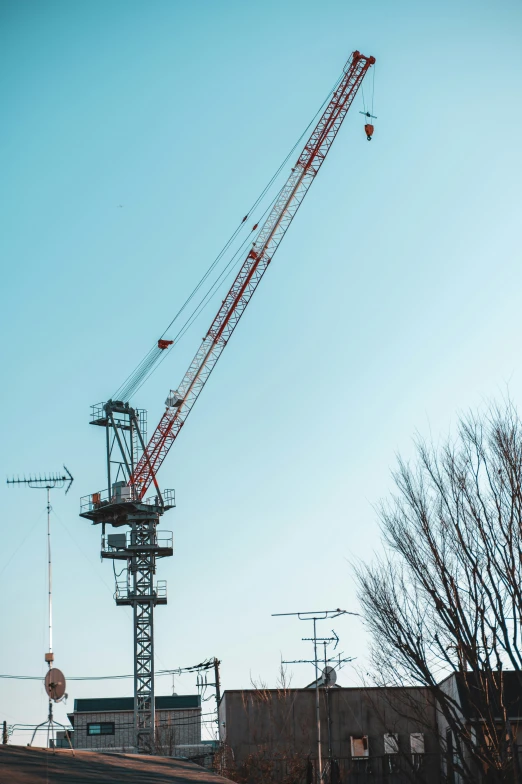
[322,666,337,686]
[44,668,66,702]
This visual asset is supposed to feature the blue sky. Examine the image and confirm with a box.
[1,0,522,744]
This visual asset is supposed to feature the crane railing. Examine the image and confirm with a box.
[80,487,175,514]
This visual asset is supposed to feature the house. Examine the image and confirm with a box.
[56,694,204,756]
[219,685,441,782]
[437,671,522,783]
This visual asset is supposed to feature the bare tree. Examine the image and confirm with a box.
[355,400,522,783]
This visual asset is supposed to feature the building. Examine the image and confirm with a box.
[437,671,522,783]
[0,744,233,784]
[57,694,203,755]
[219,685,441,783]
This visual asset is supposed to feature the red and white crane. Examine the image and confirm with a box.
[130,50,375,499]
[81,49,375,755]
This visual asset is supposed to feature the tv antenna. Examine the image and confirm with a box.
[7,467,74,751]
[273,609,359,784]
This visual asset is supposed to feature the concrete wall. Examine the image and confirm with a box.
[220,687,441,782]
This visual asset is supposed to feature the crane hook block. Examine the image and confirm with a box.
[364,123,374,141]
[158,339,174,350]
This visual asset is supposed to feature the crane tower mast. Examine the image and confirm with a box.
[81,49,375,754]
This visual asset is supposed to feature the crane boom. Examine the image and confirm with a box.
[130,50,375,499]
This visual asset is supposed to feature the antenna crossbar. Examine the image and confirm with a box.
[7,466,74,494]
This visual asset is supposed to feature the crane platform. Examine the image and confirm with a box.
[80,487,175,526]
[100,530,174,560]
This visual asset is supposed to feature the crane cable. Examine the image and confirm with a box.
[113,182,282,402]
[113,69,346,403]
[371,63,376,117]
[128,184,288,400]
[361,64,376,118]
[113,160,302,403]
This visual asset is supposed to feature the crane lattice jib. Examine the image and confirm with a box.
[130,50,375,499]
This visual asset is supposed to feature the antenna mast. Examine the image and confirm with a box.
[273,608,358,783]
[7,467,74,750]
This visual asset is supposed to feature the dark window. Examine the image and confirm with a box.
[87,722,115,736]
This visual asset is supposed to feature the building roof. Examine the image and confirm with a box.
[73,695,200,713]
[0,745,232,784]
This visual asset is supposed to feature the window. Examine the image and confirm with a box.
[410,733,425,773]
[350,735,369,757]
[384,734,399,774]
[384,733,399,754]
[410,732,425,754]
[87,722,115,736]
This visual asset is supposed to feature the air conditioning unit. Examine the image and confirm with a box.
[107,534,127,550]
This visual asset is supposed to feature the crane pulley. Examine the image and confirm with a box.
[127,49,376,499]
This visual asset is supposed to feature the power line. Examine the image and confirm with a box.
[0,661,215,682]
[10,715,218,732]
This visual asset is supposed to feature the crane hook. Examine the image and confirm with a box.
[359,111,376,141]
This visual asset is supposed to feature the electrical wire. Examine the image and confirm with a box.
[0,661,215,681]
[11,717,218,732]
[0,509,46,579]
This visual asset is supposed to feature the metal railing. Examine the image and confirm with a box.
[80,487,175,513]
[114,578,167,603]
[102,530,173,554]
[90,402,106,422]
[160,488,176,508]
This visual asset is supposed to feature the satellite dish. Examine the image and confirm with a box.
[322,666,337,686]
[44,668,66,702]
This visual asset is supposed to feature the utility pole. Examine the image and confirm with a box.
[213,658,221,706]
[2,721,8,745]
[273,609,357,783]
[323,642,333,767]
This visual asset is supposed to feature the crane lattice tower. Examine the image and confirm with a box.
[80,49,375,754]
